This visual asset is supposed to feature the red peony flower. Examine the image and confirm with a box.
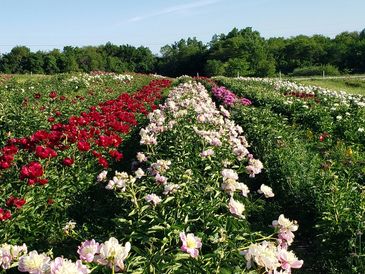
[3,145,18,155]
[49,91,57,99]
[0,208,12,221]
[109,150,123,161]
[62,157,74,166]
[20,161,43,180]
[34,93,41,99]
[35,146,57,159]
[77,141,91,151]
[0,161,11,169]
[92,150,102,158]
[48,117,55,123]
[31,130,49,142]
[98,157,109,168]
[7,196,26,209]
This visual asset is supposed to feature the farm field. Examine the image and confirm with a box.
[0,73,364,273]
[296,76,365,96]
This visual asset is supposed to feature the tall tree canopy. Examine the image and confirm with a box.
[1,27,365,76]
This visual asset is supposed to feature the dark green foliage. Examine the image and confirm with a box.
[1,27,365,76]
[291,65,340,76]
[0,43,157,74]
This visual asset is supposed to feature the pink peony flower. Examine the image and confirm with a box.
[50,258,89,274]
[94,237,131,272]
[228,197,245,218]
[179,232,202,258]
[18,250,51,273]
[200,149,214,158]
[277,248,303,271]
[77,240,100,263]
[155,173,167,185]
[272,214,298,247]
[145,194,161,206]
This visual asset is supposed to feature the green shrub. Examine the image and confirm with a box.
[291,65,341,77]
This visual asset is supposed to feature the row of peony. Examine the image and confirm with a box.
[103,81,302,272]
[234,77,365,107]
[0,79,171,221]
[65,73,134,88]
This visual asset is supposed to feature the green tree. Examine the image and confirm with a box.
[204,59,226,76]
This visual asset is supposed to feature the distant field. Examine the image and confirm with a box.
[296,76,365,95]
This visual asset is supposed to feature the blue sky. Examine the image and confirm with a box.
[0,0,364,54]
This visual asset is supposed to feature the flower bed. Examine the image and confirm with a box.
[208,78,365,272]
[93,81,302,273]
[0,78,171,250]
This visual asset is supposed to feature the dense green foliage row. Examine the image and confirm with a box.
[209,78,365,273]
[1,27,365,76]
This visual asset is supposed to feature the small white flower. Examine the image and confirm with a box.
[358,127,364,132]
[63,221,76,234]
[97,170,108,182]
[200,149,214,158]
[134,168,145,179]
[136,152,147,162]
[163,183,180,195]
[258,184,275,198]
[221,169,239,180]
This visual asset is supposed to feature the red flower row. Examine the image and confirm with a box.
[0,78,171,220]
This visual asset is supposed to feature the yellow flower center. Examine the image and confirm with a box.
[186,237,197,249]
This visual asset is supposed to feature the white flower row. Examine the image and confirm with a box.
[234,77,365,107]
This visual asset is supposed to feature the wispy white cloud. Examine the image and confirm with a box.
[127,0,223,22]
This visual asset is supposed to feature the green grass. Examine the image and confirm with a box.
[11,74,50,83]
[297,77,365,96]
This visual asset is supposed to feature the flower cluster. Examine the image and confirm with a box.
[0,244,27,270]
[138,81,265,221]
[235,77,365,107]
[105,171,136,191]
[0,237,130,273]
[243,215,303,273]
[212,86,252,107]
[65,73,133,89]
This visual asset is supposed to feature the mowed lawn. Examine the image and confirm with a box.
[296,76,365,95]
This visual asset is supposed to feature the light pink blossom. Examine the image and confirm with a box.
[94,238,131,272]
[77,240,100,263]
[18,250,51,274]
[179,232,202,258]
[258,184,275,198]
[200,149,214,158]
[155,173,167,185]
[145,194,161,206]
[277,248,303,272]
[228,197,245,218]
[50,257,89,274]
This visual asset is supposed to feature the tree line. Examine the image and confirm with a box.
[1,27,365,77]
